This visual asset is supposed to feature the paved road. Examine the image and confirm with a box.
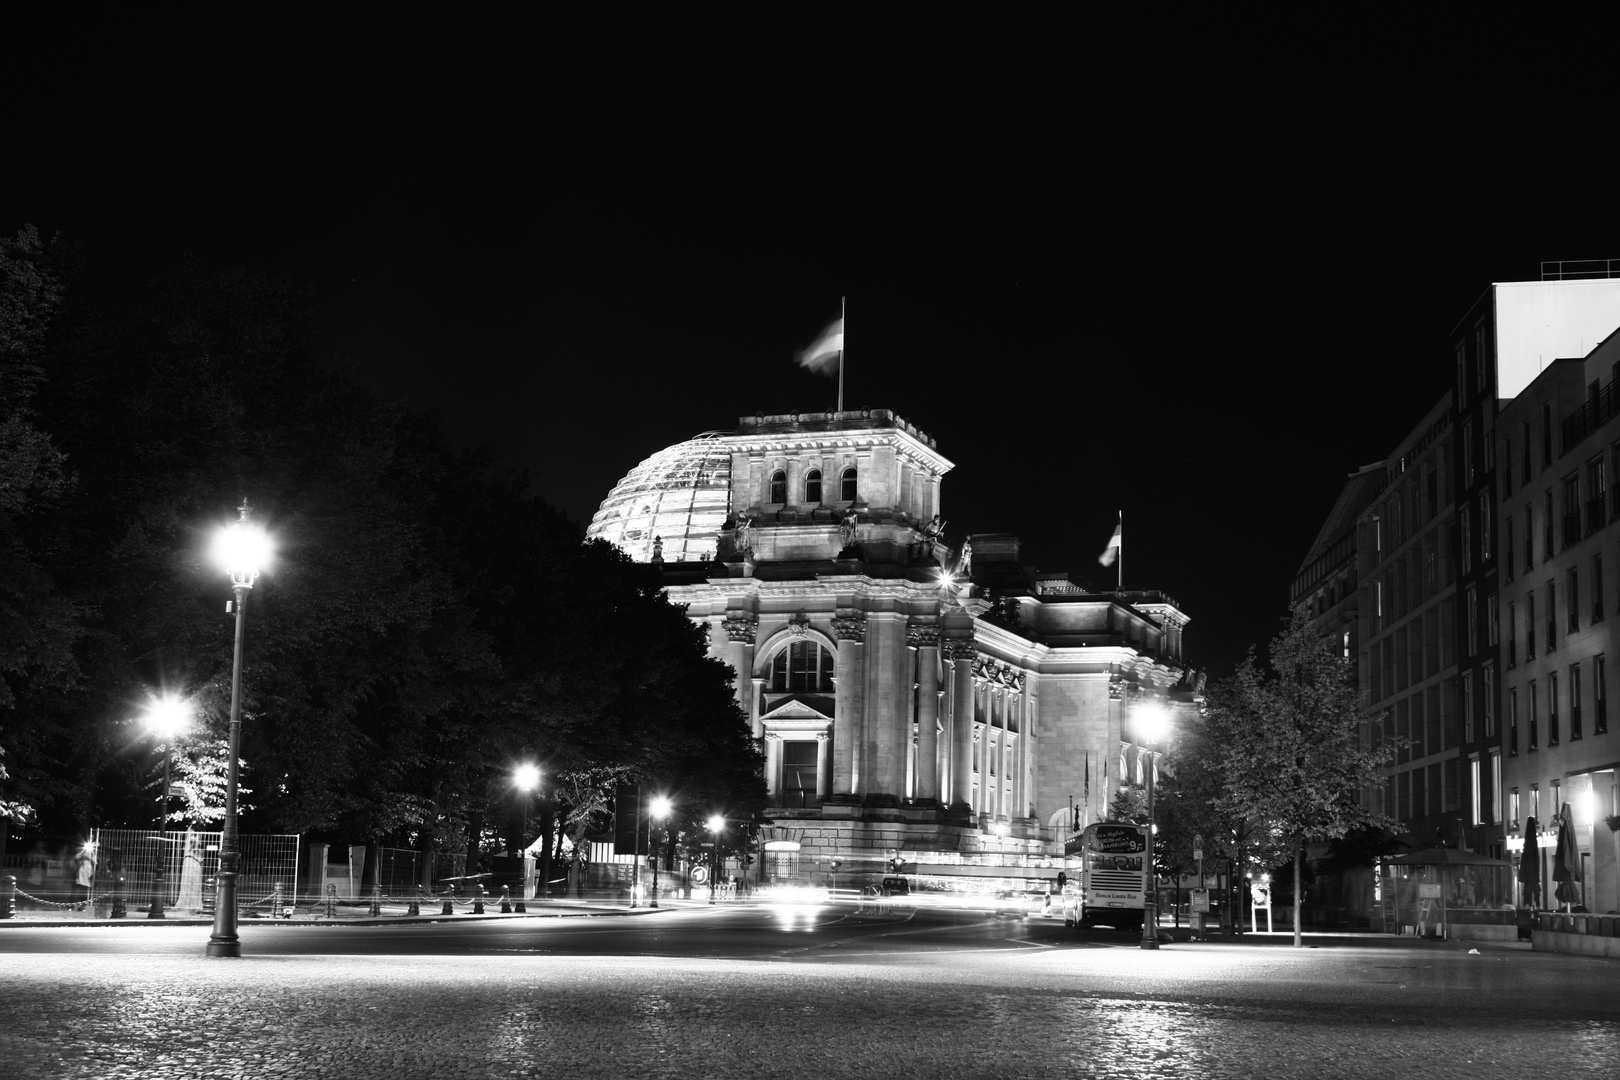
[1,903,1615,1079]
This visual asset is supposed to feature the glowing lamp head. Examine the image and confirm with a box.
[513,763,541,792]
[1134,701,1171,744]
[707,814,725,834]
[213,501,271,588]
[142,694,191,742]
[651,796,672,819]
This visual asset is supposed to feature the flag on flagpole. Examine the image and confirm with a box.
[798,316,843,375]
[1097,514,1121,567]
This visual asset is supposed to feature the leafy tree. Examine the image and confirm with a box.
[1200,607,1396,946]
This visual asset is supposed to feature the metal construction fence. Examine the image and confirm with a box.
[374,846,466,898]
[2,829,300,917]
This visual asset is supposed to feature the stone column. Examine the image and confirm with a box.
[999,686,1013,821]
[815,733,831,801]
[946,637,976,811]
[750,678,766,739]
[723,615,757,722]
[764,733,782,802]
[1013,677,1030,819]
[910,624,941,804]
[863,613,908,802]
[832,610,866,797]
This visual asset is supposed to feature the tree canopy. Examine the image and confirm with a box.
[0,230,761,862]
[1197,606,1396,944]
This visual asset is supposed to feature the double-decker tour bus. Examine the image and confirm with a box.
[1064,822,1149,931]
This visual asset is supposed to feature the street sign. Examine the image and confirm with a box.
[1191,888,1210,913]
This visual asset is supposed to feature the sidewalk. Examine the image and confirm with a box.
[0,894,719,928]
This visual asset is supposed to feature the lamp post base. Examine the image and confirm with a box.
[206,859,241,958]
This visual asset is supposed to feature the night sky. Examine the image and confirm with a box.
[8,33,1617,678]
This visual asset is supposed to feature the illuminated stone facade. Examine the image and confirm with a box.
[595,409,1193,888]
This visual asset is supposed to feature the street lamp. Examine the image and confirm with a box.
[707,814,725,905]
[513,764,541,911]
[141,694,189,920]
[206,500,270,958]
[141,694,190,830]
[1133,700,1171,951]
[649,796,671,908]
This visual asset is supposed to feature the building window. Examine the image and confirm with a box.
[1510,787,1520,830]
[1530,783,1540,823]
[1529,680,1538,751]
[1505,515,1515,582]
[1569,569,1581,635]
[1508,687,1519,755]
[1549,670,1560,747]
[1463,675,1475,743]
[1544,493,1555,562]
[1570,662,1583,741]
[1507,601,1517,667]
[1480,493,1493,562]
[1543,403,1554,471]
[768,640,835,693]
[1470,755,1482,827]
[839,467,857,503]
[1488,594,1499,647]
[1547,582,1557,651]
[1564,473,1581,548]
[1589,458,1607,534]
[1505,435,1515,494]
[1526,505,1536,573]
[780,740,819,808]
[1596,554,1606,623]
[1523,421,1533,484]
[1597,655,1609,735]
[1490,751,1502,825]
[804,469,822,505]
[1461,505,1473,575]
[1483,662,1496,736]
[769,470,787,505]
[1464,417,1475,487]
[1527,593,1537,659]
[1466,587,1479,658]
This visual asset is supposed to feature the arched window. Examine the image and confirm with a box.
[840,467,857,502]
[805,469,822,505]
[769,470,787,505]
[769,640,835,692]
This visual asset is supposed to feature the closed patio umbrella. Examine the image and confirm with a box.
[1518,817,1540,909]
[1552,803,1582,909]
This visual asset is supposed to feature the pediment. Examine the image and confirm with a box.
[759,698,834,723]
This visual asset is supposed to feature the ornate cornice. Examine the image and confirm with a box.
[724,616,757,644]
[786,612,812,638]
[942,635,976,661]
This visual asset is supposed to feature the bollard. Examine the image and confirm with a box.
[369,881,381,918]
[441,888,454,916]
[110,848,126,919]
[500,884,511,914]
[148,859,166,919]
[515,882,526,915]
[2,875,14,918]
[271,881,288,919]
[471,883,486,915]
[324,882,338,919]
[407,885,421,917]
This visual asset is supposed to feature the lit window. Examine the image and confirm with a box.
[769,641,835,692]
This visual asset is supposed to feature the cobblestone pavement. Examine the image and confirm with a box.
[1,919,1616,1079]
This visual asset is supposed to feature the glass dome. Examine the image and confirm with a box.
[586,431,734,563]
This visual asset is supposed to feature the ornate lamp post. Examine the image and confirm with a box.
[513,763,541,911]
[707,814,725,905]
[206,500,270,958]
[1133,701,1171,951]
[141,694,189,919]
[649,796,671,908]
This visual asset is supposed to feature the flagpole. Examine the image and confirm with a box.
[1117,510,1122,590]
[837,295,845,413]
